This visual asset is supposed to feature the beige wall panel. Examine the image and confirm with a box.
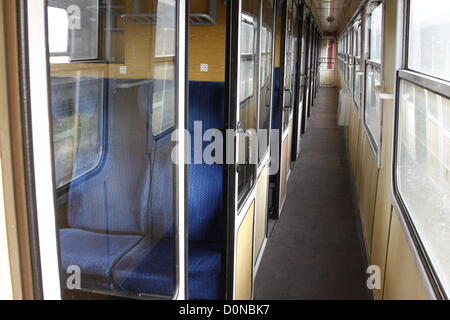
[0,159,13,299]
[235,202,255,300]
[354,125,365,197]
[279,135,289,208]
[371,0,398,299]
[287,119,293,173]
[359,140,379,257]
[383,211,428,300]
[254,164,269,264]
[370,98,395,299]
[189,0,227,81]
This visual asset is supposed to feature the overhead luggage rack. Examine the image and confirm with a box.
[121,0,217,25]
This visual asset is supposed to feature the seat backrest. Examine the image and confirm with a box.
[186,81,225,243]
[64,78,153,235]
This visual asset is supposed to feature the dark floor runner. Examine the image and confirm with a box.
[254,87,373,300]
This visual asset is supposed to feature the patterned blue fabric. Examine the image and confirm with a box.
[67,79,153,235]
[272,68,281,129]
[59,229,141,290]
[113,238,222,300]
[187,81,224,243]
[55,78,154,290]
[112,82,225,299]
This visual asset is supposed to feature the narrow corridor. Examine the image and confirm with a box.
[254,88,372,300]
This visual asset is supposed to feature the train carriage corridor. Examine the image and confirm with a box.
[255,87,372,300]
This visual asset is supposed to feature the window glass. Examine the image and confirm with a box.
[51,75,104,188]
[409,0,450,81]
[48,0,99,62]
[258,0,275,162]
[47,0,178,299]
[354,20,363,108]
[48,7,69,54]
[152,0,176,135]
[365,64,382,147]
[369,4,382,62]
[348,28,354,92]
[240,15,256,102]
[238,1,259,206]
[397,80,450,292]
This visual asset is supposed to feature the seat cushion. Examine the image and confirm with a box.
[113,237,222,299]
[59,228,142,290]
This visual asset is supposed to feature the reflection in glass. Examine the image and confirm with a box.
[47,0,178,299]
[258,0,274,162]
[397,80,450,292]
[365,64,382,148]
[409,0,450,81]
[238,0,259,207]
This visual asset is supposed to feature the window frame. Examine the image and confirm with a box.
[391,0,450,300]
[363,0,384,164]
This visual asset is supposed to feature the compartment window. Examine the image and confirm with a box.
[353,17,363,108]
[48,0,99,62]
[394,0,450,297]
[364,1,383,155]
[240,14,257,103]
[408,0,450,81]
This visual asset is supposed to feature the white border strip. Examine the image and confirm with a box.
[175,0,187,301]
[27,0,62,300]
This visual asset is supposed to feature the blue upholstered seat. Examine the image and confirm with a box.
[113,238,222,299]
[112,81,225,299]
[56,78,154,291]
[59,229,142,290]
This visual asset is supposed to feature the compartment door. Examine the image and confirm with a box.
[24,0,188,300]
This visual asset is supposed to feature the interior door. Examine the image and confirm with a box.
[225,0,261,300]
[291,1,305,161]
[25,0,187,300]
[277,0,297,217]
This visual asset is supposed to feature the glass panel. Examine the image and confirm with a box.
[47,0,178,299]
[354,57,362,108]
[238,0,259,207]
[353,20,362,108]
[282,0,294,131]
[258,0,275,162]
[369,3,382,62]
[365,64,382,147]
[48,0,99,62]
[409,0,450,81]
[397,80,450,292]
[348,28,354,92]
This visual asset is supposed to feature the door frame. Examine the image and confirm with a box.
[22,0,188,300]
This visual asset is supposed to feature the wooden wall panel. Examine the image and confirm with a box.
[371,0,399,299]
[383,211,428,300]
[359,139,379,257]
[279,135,289,209]
[235,202,255,300]
[189,0,227,82]
[254,164,269,264]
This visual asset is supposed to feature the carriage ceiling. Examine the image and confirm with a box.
[308,0,362,36]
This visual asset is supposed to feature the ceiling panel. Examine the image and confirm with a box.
[311,0,352,34]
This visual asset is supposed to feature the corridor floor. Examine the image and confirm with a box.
[254,87,373,300]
